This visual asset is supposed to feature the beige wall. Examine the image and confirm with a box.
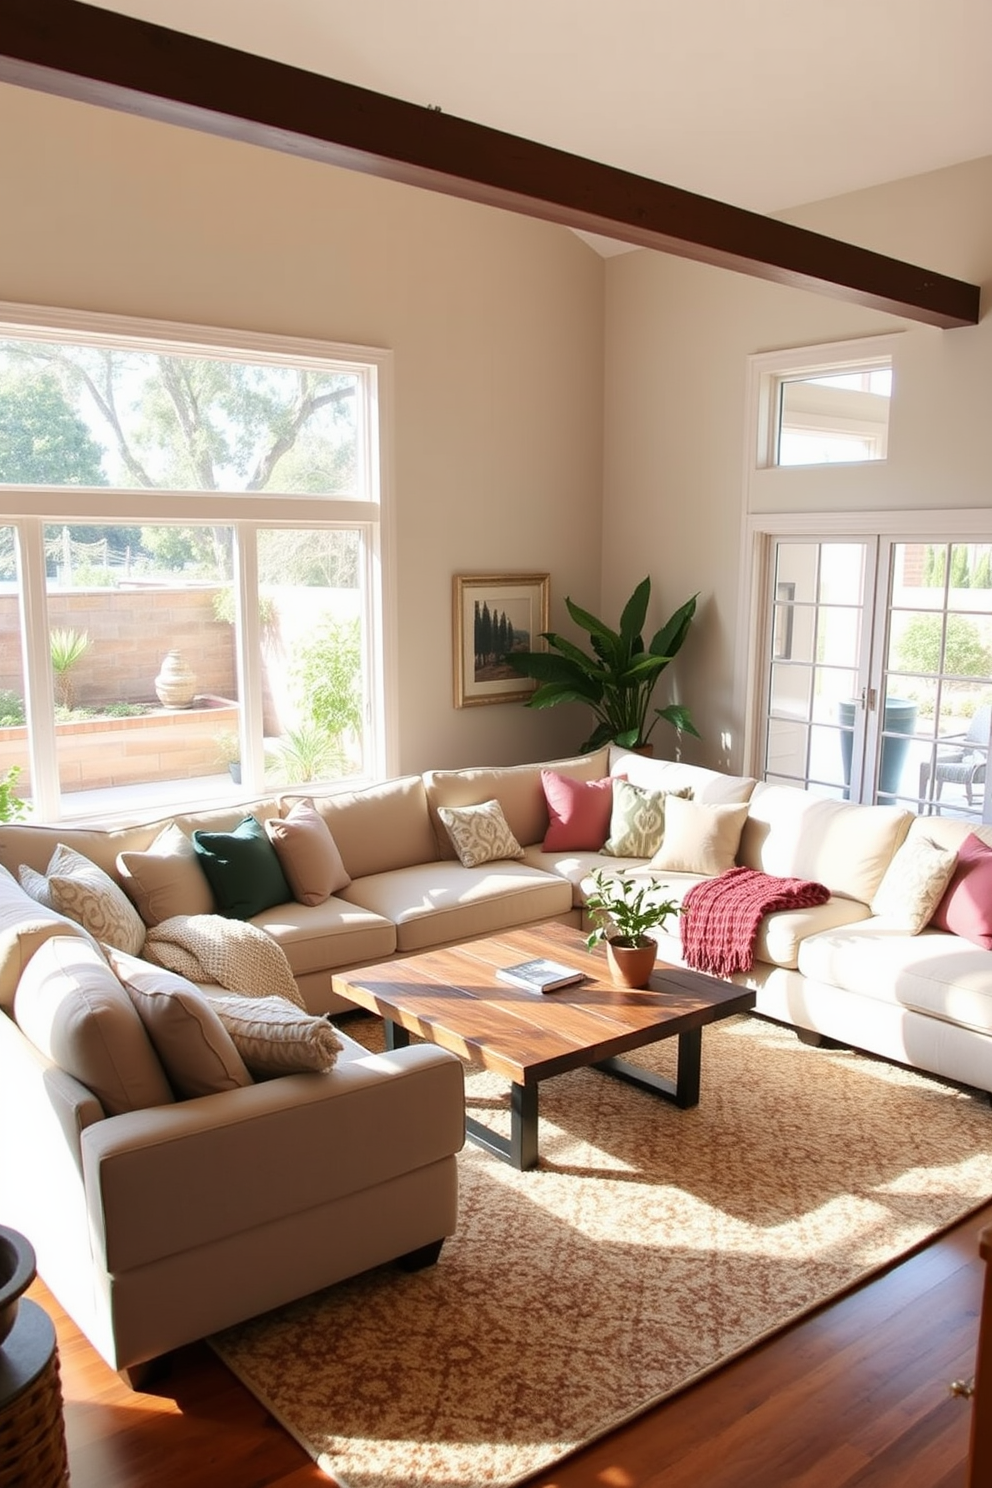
[603,155,992,774]
[0,83,605,774]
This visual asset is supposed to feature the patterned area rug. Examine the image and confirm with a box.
[209,1014,992,1488]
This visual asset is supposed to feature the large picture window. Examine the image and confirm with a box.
[0,308,390,822]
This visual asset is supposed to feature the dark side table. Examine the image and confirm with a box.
[0,1297,70,1486]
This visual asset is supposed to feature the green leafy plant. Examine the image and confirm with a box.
[0,764,27,823]
[584,868,682,950]
[0,690,25,728]
[507,577,699,752]
[49,627,91,710]
[265,722,348,785]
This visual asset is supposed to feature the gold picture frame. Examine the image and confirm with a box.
[453,573,550,708]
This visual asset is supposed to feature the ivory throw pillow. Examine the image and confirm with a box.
[45,843,147,956]
[650,797,750,876]
[117,822,215,926]
[265,799,351,906]
[192,815,292,920]
[870,834,958,933]
[601,780,691,858]
[108,948,253,1099]
[436,799,524,869]
[205,993,342,1076]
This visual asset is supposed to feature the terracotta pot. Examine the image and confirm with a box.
[0,1225,36,1348]
[606,937,658,990]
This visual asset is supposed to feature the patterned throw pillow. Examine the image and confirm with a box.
[601,780,692,858]
[44,843,147,956]
[870,834,958,933]
[205,993,342,1076]
[436,799,525,869]
[17,864,55,910]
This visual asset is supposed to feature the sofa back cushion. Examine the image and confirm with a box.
[739,783,912,904]
[608,749,757,805]
[0,819,162,879]
[425,749,610,858]
[284,775,437,880]
[14,936,174,1115]
[0,864,92,1013]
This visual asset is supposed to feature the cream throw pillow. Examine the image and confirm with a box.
[108,948,253,1098]
[117,822,215,926]
[205,993,342,1076]
[650,797,750,876]
[870,834,958,933]
[436,799,524,869]
[601,780,691,858]
[45,843,147,956]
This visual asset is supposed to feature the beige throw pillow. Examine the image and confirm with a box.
[13,936,174,1114]
[108,948,253,1098]
[205,993,342,1076]
[870,834,958,933]
[45,843,147,956]
[117,823,215,926]
[265,799,351,906]
[436,799,524,869]
[650,797,750,876]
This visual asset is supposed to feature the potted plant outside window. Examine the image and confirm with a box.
[507,576,699,753]
[584,867,683,988]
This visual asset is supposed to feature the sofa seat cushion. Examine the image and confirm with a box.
[338,862,573,952]
[753,896,873,970]
[249,897,396,977]
[797,921,992,1034]
[739,783,911,904]
[14,936,175,1114]
[522,847,646,906]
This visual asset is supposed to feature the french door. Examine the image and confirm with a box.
[758,537,992,822]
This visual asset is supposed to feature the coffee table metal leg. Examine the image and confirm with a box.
[595,1026,703,1109]
[383,1018,410,1051]
[465,1081,539,1171]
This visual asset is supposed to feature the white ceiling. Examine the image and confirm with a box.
[84,0,992,252]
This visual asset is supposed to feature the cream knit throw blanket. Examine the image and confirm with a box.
[143,914,305,1008]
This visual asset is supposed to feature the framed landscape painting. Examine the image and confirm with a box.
[453,573,549,708]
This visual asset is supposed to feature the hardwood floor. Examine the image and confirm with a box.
[38,1201,990,1488]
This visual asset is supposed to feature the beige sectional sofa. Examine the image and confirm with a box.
[3,740,991,1384]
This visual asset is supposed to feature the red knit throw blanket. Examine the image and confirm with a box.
[680,866,830,978]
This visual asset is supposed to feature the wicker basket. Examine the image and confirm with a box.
[0,1303,70,1487]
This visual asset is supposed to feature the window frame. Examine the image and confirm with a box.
[0,301,396,821]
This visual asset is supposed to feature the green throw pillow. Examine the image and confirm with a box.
[601,780,692,858]
[192,815,292,920]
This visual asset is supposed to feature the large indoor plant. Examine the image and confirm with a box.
[507,576,699,752]
[584,867,683,988]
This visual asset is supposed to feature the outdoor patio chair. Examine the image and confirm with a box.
[919,705,992,814]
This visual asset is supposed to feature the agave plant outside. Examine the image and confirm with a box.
[507,576,699,753]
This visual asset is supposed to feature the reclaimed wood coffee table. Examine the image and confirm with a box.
[332,921,755,1170]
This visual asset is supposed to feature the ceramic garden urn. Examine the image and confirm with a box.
[154,649,197,709]
[0,1226,36,1348]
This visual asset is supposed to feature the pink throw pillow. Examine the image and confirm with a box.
[930,832,992,948]
[541,770,616,852]
[265,800,351,907]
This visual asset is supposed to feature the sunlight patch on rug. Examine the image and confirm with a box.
[209,1015,992,1488]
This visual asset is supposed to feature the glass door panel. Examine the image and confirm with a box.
[761,541,873,798]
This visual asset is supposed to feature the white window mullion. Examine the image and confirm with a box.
[15,522,60,819]
[233,526,266,795]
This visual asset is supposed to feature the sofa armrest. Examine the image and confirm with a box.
[82,1043,465,1273]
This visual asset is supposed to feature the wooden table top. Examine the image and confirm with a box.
[332,921,755,1085]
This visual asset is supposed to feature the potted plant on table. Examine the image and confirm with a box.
[507,576,700,753]
[584,867,683,989]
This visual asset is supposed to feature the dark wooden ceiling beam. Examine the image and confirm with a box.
[0,0,980,329]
